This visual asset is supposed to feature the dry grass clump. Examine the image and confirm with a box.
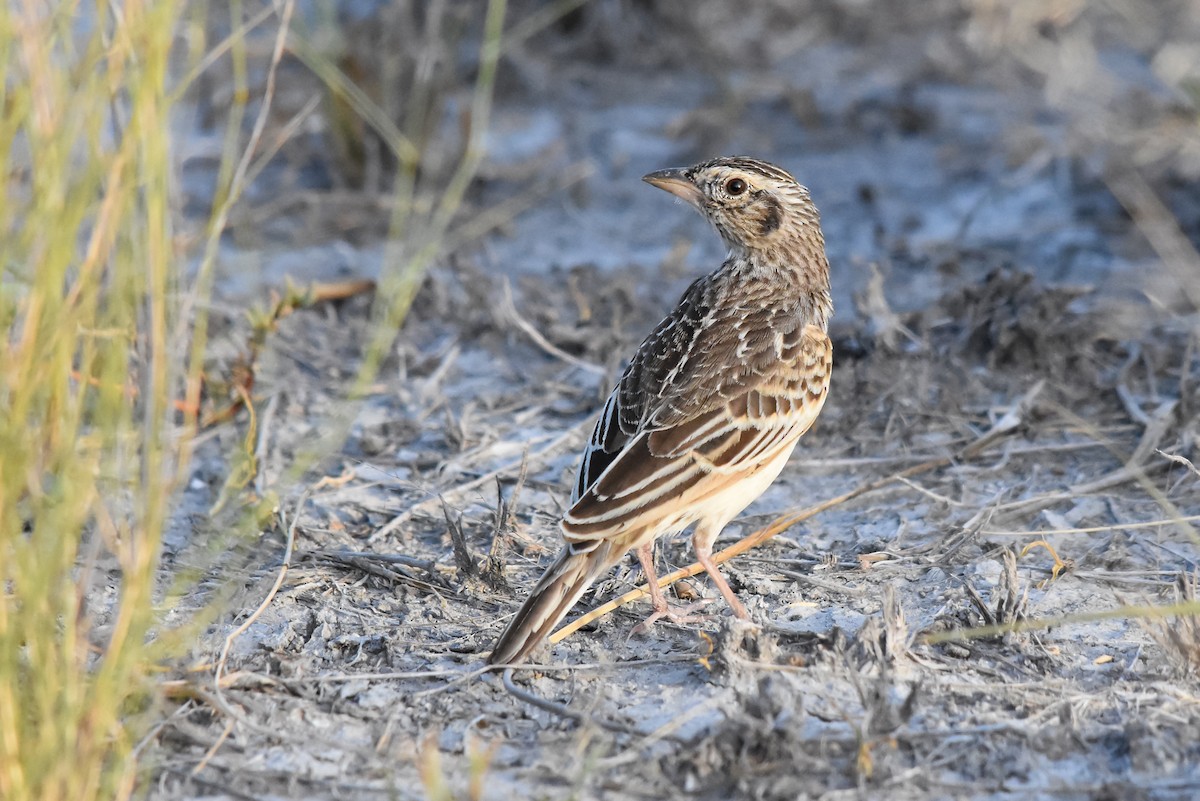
[1141,571,1200,676]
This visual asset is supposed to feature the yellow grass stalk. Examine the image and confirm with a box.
[0,2,194,799]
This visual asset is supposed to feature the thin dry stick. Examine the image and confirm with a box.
[228,0,296,205]
[212,490,305,710]
[500,668,643,736]
[960,459,1171,534]
[923,598,1200,644]
[549,458,948,644]
[179,0,297,434]
[170,3,279,101]
[240,94,322,191]
[190,719,235,778]
[499,277,605,375]
[597,696,726,769]
[1158,448,1200,480]
[983,513,1200,537]
[253,392,279,497]
[1034,400,1196,545]
[962,379,1043,460]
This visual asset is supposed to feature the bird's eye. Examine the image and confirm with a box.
[725,177,747,196]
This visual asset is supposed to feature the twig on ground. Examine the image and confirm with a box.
[1129,400,1178,466]
[774,568,871,596]
[895,475,964,507]
[1116,383,1153,427]
[303,548,442,574]
[412,654,699,700]
[961,459,1172,534]
[1157,448,1200,480]
[499,278,606,375]
[307,548,460,596]
[798,438,1117,472]
[1045,398,1197,544]
[499,667,646,736]
[202,490,307,756]
[253,393,279,497]
[596,695,725,768]
[981,514,1200,537]
[190,719,235,778]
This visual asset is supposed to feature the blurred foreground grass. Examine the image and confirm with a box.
[0,2,200,798]
[0,0,507,796]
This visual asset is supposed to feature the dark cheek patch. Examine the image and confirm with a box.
[758,196,782,235]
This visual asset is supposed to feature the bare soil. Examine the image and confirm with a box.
[146,2,1200,799]
[155,263,1200,800]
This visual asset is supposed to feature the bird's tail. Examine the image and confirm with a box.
[488,540,617,665]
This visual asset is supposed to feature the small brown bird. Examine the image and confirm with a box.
[489,156,833,665]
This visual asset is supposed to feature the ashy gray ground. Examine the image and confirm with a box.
[146,2,1200,799]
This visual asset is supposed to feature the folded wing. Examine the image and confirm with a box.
[564,272,832,543]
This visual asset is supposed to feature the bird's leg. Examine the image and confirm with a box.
[693,525,750,620]
[629,542,713,636]
[636,542,670,615]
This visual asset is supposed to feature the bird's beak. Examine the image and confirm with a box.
[643,168,704,210]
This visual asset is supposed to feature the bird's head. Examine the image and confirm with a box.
[643,156,823,257]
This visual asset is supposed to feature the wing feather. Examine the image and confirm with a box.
[564,315,832,543]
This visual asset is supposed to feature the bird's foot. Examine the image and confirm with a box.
[629,598,716,637]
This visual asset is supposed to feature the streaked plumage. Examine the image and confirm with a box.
[489,156,834,665]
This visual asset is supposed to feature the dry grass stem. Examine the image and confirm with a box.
[499,278,605,374]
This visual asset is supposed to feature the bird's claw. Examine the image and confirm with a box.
[629,598,717,637]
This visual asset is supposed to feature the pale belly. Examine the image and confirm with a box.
[631,436,801,550]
